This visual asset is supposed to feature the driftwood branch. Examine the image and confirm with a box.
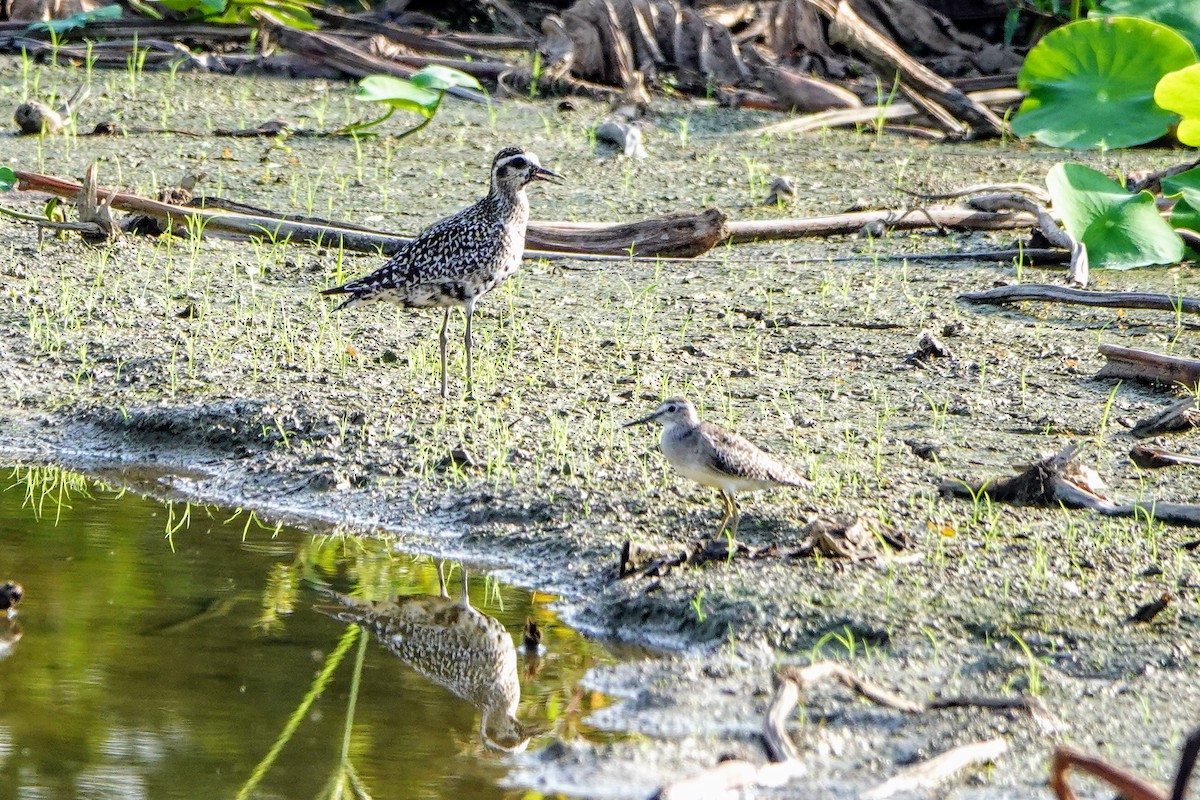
[528,208,727,257]
[724,207,1035,243]
[12,168,724,259]
[655,659,1036,800]
[1130,443,1200,469]
[1130,399,1200,439]
[805,0,1006,137]
[652,759,804,800]
[941,444,1200,527]
[1097,345,1200,388]
[76,163,119,244]
[961,285,1200,315]
[750,88,1021,137]
[863,739,1008,800]
[1050,744,1175,800]
[14,167,1041,255]
[267,24,490,104]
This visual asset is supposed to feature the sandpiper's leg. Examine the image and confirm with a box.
[715,490,734,538]
[463,298,477,399]
[459,566,470,607]
[438,307,451,398]
[728,493,741,538]
[436,559,448,598]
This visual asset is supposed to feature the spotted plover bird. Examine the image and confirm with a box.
[323,147,561,398]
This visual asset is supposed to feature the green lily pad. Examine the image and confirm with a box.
[1095,0,1200,54]
[1155,64,1200,146]
[355,75,441,119]
[1012,17,1196,149]
[410,65,482,93]
[0,167,16,191]
[1161,167,1200,233]
[1046,162,1183,268]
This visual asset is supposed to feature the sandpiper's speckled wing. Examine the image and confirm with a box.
[326,196,508,309]
[697,422,807,487]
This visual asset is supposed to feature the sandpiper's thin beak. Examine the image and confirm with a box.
[622,411,659,428]
[533,166,563,184]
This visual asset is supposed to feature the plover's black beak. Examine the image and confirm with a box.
[533,166,563,184]
[622,410,660,428]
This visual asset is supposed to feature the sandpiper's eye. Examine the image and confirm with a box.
[508,156,528,169]
[666,404,677,413]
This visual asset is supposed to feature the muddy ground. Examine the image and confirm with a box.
[2,58,1199,798]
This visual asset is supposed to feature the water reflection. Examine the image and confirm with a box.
[0,465,613,799]
[323,563,534,752]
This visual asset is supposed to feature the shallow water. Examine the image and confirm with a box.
[0,466,612,799]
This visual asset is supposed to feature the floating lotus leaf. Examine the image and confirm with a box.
[355,75,442,119]
[1046,163,1183,268]
[1095,0,1200,53]
[1012,17,1196,150]
[1155,64,1200,146]
[410,65,482,93]
[1161,167,1200,233]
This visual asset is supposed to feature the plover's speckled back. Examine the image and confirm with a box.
[322,147,561,398]
[625,397,808,539]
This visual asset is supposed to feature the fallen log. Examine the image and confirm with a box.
[527,208,727,257]
[12,168,725,258]
[961,285,1200,315]
[1097,344,1200,388]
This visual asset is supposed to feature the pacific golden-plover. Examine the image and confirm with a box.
[625,397,808,539]
[322,147,561,398]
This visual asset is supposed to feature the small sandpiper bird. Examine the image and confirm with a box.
[625,397,808,538]
[322,147,561,398]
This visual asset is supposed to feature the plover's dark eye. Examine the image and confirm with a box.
[667,404,677,413]
[508,156,528,169]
